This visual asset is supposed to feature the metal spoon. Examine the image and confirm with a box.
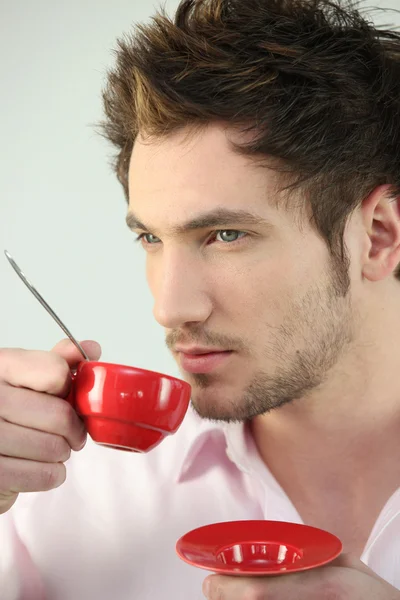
[4,250,89,361]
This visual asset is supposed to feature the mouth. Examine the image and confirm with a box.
[177,349,234,374]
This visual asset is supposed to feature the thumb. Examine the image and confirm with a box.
[330,553,382,581]
[51,338,102,367]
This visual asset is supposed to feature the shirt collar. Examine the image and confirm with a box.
[175,407,249,483]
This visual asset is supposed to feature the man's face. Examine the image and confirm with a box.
[127,124,354,422]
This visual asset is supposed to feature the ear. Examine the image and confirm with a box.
[361,185,400,282]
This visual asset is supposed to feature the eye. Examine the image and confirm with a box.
[135,233,161,245]
[215,230,247,243]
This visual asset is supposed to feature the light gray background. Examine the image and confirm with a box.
[0,0,399,377]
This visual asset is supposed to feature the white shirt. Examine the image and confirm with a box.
[1,407,400,599]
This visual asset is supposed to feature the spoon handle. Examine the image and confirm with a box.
[4,250,89,361]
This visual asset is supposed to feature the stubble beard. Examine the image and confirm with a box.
[190,256,354,423]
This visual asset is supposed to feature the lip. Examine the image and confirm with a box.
[179,350,233,374]
[175,346,228,355]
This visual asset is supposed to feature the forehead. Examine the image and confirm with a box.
[127,124,286,228]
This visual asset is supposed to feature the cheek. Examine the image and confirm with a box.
[211,259,290,319]
[211,245,322,324]
[145,259,157,296]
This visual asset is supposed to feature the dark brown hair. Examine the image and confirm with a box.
[101,0,400,278]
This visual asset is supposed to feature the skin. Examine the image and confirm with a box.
[202,553,400,599]
[128,124,355,422]
[0,121,399,595]
[127,122,400,596]
[0,340,100,513]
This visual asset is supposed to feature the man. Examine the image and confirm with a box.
[1,0,400,598]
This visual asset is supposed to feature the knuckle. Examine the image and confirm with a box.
[207,581,267,600]
[0,350,6,377]
[0,415,6,434]
[315,570,347,600]
[321,579,346,600]
[40,463,66,490]
[46,355,70,392]
[0,348,13,378]
[51,399,77,434]
[0,383,9,413]
[210,585,225,600]
[242,584,267,600]
[0,419,14,454]
[44,434,71,462]
[0,348,70,396]
[0,457,23,498]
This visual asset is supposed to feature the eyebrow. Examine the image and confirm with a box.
[125,208,272,235]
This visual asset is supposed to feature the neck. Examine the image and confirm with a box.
[251,279,400,499]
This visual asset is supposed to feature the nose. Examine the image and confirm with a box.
[151,249,212,329]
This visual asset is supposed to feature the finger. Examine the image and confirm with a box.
[0,455,66,494]
[331,553,387,583]
[0,491,18,514]
[203,570,328,600]
[0,419,71,463]
[203,575,271,600]
[0,384,86,451]
[0,348,72,397]
[51,339,102,367]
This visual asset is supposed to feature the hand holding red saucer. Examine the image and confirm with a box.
[176,521,400,600]
[202,554,399,600]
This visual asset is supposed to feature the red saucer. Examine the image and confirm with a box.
[176,520,342,576]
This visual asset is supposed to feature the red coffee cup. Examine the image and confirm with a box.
[67,361,191,452]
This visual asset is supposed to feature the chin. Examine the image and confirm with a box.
[190,388,244,423]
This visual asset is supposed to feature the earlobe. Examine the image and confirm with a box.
[362,253,400,282]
